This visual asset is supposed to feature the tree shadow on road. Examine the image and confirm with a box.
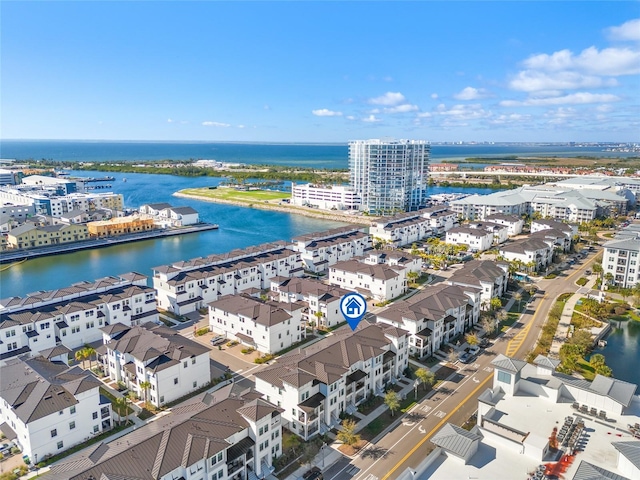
[360,445,393,460]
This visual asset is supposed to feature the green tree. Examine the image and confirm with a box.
[481,315,497,336]
[384,390,401,417]
[589,354,606,369]
[465,333,479,346]
[114,397,129,426]
[84,346,96,371]
[490,297,503,311]
[283,433,302,454]
[415,368,435,391]
[336,419,361,446]
[74,348,88,368]
[407,271,419,287]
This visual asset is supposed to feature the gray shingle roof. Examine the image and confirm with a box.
[491,354,527,374]
[533,355,561,370]
[589,375,637,407]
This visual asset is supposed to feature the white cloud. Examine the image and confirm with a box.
[202,121,231,127]
[436,103,491,120]
[263,104,271,110]
[237,125,245,129]
[544,107,578,125]
[368,92,406,106]
[417,112,432,118]
[346,115,356,121]
[500,92,620,107]
[606,18,640,41]
[522,46,640,76]
[431,93,439,99]
[596,104,614,113]
[489,113,531,125]
[383,76,394,82]
[384,104,418,114]
[312,109,343,117]
[509,70,618,92]
[453,87,488,100]
[362,114,381,123]
[167,118,174,123]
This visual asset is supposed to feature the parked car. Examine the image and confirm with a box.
[468,345,480,356]
[459,352,473,364]
[210,336,226,346]
[303,467,323,480]
[585,269,592,276]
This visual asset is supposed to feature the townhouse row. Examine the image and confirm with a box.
[0,272,158,362]
[368,205,458,246]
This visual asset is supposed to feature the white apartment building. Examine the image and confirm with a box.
[291,184,361,210]
[412,354,639,480]
[329,259,407,301]
[531,218,577,238]
[376,284,480,359]
[450,183,626,223]
[447,260,509,310]
[153,242,304,315]
[349,139,430,214]
[445,226,495,253]
[484,213,524,236]
[99,323,210,407]
[369,211,433,247]
[254,322,409,440]
[209,294,304,354]
[269,277,351,329]
[139,203,200,227]
[0,356,111,463]
[292,226,372,273]
[423,205,459,234]
[362,251,422,273]
[46,383,284,480]
[603,236,640,288]
[499,238,553,272]
[0,272,157,362]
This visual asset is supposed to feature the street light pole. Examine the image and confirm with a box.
[321,443,326,468]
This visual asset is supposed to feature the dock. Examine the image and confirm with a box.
[0,223,219,264]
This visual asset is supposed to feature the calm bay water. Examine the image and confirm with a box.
[594,320,640,384]
[1,140,635,169]
[0,168,495,299]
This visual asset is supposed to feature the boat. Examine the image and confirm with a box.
[598,340,607,347]
[122,178,127,182]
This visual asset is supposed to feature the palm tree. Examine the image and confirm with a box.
[114,397,129,426]
[139,380,151,406]
[415,368,435,391]
[513,292,523,311]
[384,390,400,417]
[74,349,88,368]
[84,346,96,371]
[604,272,614,287]
[465,333,479,346]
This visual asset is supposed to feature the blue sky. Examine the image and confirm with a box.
[2,1,639,143]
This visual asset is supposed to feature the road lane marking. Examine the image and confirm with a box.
[418,425,426,434]
[379,374,493,480]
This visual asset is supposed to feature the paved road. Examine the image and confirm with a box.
[347,249,601,480]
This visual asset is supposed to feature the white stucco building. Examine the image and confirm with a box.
[291,184,361,210]
[602,236,640,288]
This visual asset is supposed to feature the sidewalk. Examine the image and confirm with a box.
[549,277,598,357]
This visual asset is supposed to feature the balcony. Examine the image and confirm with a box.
[100,407,110,419]
[227,459,245,476]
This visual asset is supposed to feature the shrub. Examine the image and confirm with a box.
[614,306,628,315]
[254,353,275,364]
[195,327,209,337]
[240,347,255,354]
[10,447,20,455]
[576,278,588,286]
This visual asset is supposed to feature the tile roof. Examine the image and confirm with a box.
[209,294,292,327]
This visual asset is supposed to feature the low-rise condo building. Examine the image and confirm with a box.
[139,203,200,226]
[484,213,524,236]
[269,277,351,329]
[329,259,407,301]
[499,238,553,272]
[99,323,210,407]
[0,273,157,362]
[209,294,304,354]
[447,260,509,310]
[369,206,458,247]
[445,226,495,253]
[153,242,304,314]
[0,355,111,463]
[254,321,409,440]
[292,226,372,273]
[87,215,156,238]
[376,284,480,359]
[45,383,284,480]
[603,236,640,288]
[6,222,89,249]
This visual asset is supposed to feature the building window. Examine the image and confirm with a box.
[93,425,99,433]
[497,371,512,384]
[69,421,76,430]
[57,441,63,449]
[51,429,57,437]
[193,381,197,388]
[70,406,76,414]
[174,378,178,385]
[93,412,98,420]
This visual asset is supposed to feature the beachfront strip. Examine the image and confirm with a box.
[406,354,640,480]
[42,383,284,480]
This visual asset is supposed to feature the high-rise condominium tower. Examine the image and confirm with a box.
[349,138,430,214]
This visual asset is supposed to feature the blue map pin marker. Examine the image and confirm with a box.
[340,293,368,331]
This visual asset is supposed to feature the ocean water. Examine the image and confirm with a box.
[1,140,635,170]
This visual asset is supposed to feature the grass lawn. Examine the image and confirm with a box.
[576,358,596,381]
[100,387,134,415]
[181,187,290,203]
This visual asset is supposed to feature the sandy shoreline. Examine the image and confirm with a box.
[173,191,377,226]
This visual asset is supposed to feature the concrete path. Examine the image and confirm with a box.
[549,277,598,357]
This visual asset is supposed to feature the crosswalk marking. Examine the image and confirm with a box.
[434,410,447,418]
